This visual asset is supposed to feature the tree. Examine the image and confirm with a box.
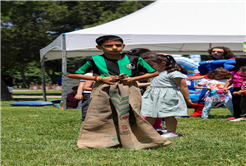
[1,1,153,87]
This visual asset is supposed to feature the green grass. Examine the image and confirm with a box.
[13,90,62,96]
[1,100,246,165]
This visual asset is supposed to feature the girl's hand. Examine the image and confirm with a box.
[223,87,228,93]
[74,94,83,100]
[101,76,119,84]
[185,99,193,105]
[120,77,134,85]
[233,90,243,95]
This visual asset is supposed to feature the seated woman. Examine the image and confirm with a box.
[187,46,235,117]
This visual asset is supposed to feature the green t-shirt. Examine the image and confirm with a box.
[69,54,156,77]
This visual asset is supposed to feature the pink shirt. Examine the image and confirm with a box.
[231,70,246,87]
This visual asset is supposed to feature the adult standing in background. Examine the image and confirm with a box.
[2,75,14,96]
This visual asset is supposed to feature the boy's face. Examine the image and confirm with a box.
[240,69,246,76]
[96,40,125,55]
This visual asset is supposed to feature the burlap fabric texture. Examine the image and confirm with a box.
[77,81,172,149]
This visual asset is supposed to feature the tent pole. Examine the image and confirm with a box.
[62,33,67,110]
[41,58,47,101]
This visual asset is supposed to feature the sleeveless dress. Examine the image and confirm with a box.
[140,71,188,118]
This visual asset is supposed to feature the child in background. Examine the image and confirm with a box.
[66,86,80,109]
[223,56,246,121]
[68,35,171,149]
[75,71,93,121]
[81,79,95,115]
[194,67,234,119]
[140,53,192,138]
[232,66,246,121]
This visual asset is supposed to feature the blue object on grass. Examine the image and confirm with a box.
[10,101,53,106]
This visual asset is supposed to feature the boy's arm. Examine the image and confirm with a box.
[75,81,85,100]
[68,73,95,80]
[120,71,159,85]
[68,73,120,85]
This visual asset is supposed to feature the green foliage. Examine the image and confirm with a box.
[1,100,246,165]
[1,1,153,85]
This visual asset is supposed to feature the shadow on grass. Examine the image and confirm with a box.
[208,115,233,119]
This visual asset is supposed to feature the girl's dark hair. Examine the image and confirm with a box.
[206,67,229,79]
[207,46,234,59]
[141,52,181,73]
[96,35,123,46]
[240,66,246,72]
[231,55,246,72]
[140,52,157,59]
[178,64,188,74]
[156,54,181,72]
[122,48,150,57]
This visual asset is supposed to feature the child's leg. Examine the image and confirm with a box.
[232,87,242,118]
[201,101,215,119]
[153,118,163,129]
[145,117,157,126]
[240,96,246,117]
[222,100,234,116]
[163,116,177,133]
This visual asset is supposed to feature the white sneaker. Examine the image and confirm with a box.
[161,132,179,138]
[230,118,246,121]
[156,128,167,133]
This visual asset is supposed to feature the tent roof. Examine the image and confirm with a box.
[40,0,246,61]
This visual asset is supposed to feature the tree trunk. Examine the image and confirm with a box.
[1,79,12,100]
[45,68,59,84]
[18,65,29,88]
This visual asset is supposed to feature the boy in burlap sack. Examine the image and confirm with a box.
[68,35,172,149]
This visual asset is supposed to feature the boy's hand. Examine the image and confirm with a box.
[101,76,119,84]
[75,94,83,100]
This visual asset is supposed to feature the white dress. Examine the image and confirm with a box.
[140,71,188,118]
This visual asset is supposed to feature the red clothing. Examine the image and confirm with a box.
[189,73,209,79]
[66,92,79,108]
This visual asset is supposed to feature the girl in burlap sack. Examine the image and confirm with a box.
[140,53,192,138]
[68,35,172,149]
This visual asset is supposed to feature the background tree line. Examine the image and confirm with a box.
[1,1,153,88]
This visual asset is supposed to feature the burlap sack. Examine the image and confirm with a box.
[77,81,172,149]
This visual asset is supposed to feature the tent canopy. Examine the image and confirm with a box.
[40,0,246,61]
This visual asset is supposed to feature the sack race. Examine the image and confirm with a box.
[77,81,172,150]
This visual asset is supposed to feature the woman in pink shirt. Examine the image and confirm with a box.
[223,55,246,121]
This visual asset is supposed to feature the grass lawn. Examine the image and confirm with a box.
[1,99,246,165]
[12,89,62,96]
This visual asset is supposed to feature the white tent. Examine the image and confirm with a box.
[40,0,246,107]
